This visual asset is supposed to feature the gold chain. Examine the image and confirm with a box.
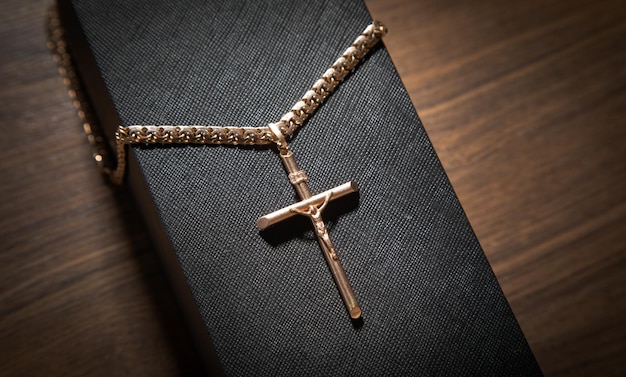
[48,6,386,185]
[48,7,120,180]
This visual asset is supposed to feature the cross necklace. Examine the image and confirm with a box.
[107,22,387,319]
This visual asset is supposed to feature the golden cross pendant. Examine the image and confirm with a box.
[57,21,388,319]
[257,123,362,319]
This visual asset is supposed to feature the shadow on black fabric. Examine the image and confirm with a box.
[351,315,364,329]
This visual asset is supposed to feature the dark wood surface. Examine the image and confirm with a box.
[1,0,624,375]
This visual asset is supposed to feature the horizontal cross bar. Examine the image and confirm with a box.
[256,181,359,230]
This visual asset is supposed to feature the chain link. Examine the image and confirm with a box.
[48,6,386,184]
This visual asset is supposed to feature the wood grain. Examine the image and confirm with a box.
[1,0,624,375]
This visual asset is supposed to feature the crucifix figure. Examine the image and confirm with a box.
[53,21,387,319]
[257,123,362,319]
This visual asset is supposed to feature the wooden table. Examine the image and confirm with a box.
[1,0,624,375]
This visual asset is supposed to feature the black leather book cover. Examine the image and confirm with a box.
[58,0,542,375]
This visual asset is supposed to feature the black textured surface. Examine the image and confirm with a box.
[66,0,542,375]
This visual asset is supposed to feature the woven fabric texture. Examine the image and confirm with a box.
[70,0,542,375]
